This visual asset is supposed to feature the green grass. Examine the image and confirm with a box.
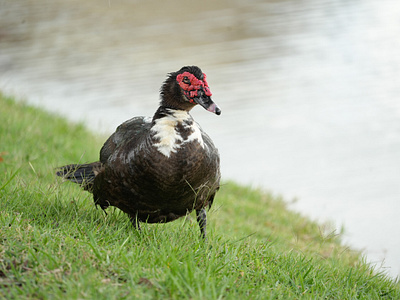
[0,92,399,299]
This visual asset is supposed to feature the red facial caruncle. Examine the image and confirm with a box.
[176,72,212,103]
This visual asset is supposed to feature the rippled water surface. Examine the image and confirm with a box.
[1,0,400,277]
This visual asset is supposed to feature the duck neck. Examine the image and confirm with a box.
[152,106,192,122]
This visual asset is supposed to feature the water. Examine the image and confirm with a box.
[1,0,399,278]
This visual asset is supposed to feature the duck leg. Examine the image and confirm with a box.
[130,213,141,231]
[196,208,207,240]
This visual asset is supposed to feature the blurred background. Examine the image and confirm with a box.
[1,0,399,277]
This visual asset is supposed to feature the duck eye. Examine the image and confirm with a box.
[182,76,191,84]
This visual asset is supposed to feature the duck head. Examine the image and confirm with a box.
[160,66,221,115]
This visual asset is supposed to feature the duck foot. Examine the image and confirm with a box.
[130,214,141,231]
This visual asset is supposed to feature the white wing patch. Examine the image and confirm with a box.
[151,110,204,157]
[142,116,152,124]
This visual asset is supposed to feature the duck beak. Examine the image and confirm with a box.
[193,89,221,115]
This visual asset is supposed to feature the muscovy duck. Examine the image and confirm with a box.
[56,66,221,239]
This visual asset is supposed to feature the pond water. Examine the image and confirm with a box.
[1,0,399,278]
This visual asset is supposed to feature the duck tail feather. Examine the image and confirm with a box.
[56,162,101,191]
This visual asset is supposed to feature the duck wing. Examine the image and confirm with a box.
[100,116,152,163]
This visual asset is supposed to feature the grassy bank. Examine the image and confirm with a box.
[0,93,399,299]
